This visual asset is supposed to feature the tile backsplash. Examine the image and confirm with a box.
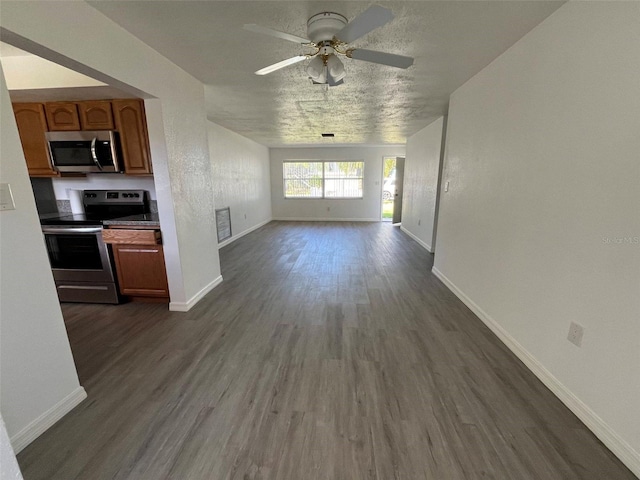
[30,177,58,214]
[57,200,72,213]
[30,175,157,215]
[51,174,157,201]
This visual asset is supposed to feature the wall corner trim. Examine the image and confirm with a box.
[10,386,87,454]
[431,267,640,478]
[218,218,272,249]
[400,226,432,252]
[169,275,223,312]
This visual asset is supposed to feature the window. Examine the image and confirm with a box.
[283,162,323,198]
[283,161,364,199]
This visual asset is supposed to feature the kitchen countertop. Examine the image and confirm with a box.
[102,212,161,227]
[39,212,67,220]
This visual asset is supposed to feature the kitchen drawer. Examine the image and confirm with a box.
[102,228,161,245]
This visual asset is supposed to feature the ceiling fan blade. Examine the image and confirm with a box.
[255,55,308,75]
[243,24,311,44]
[348,49,414,69]
[335,5,394,44]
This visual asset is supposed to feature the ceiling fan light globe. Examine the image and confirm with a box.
[306,56,325,81]
[326,55,346,81]
[315,67,328,84]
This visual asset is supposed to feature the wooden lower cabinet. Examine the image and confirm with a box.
[112,244,169,300]
[105,229,169,302]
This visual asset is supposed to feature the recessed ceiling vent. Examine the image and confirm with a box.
[322,133,335,137]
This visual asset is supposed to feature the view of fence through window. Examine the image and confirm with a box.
[283,161,364,198]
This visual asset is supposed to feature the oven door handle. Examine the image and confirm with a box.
[90,137,103,171]
[42,227,103,234]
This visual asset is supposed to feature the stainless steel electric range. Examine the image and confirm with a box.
[40,190,150,304]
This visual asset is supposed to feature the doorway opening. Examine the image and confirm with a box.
[381,156,405,224]
[1,40,162,383]
[381,157,395,222]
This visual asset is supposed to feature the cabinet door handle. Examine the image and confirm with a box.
[43,227,102,234]
[120,248,159,253]
[58,285,108,291]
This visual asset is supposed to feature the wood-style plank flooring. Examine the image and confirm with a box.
[17,221,636,479]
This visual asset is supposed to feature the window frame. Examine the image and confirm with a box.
[283,160,364,199]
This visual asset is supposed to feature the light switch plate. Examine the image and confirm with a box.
[567,321,584,347]
[0,183,16,211]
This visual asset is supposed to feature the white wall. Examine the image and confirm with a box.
[433,2,640,474]
[50,175,157,201]
[270,146,405,221]
[0,66,84,453]
[0,415,23,480]
[401,117,444,252]
[0,0,222,452]
[1,54,105,90]
[208,122,271,245]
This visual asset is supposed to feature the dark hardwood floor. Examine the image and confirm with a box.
[17,221,636,479]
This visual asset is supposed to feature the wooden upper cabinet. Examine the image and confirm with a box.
[112,99,152,175]
[44,102,81,131]
[12,103,58,177]
[78,101,114,130]
[14,99,153,176]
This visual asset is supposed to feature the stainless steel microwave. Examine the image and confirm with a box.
[45,131,122,173]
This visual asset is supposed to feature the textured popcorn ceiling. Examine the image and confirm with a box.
[89,1,564,146]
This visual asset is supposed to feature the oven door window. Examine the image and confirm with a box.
[45,234,105,270]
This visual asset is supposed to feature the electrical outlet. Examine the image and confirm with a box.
[567,322,584,347]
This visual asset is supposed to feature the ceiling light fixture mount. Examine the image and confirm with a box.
[244,5,414,87]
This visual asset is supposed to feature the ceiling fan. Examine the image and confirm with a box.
[243,5,414,87]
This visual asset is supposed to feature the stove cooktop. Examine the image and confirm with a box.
[40,189,151,226]
[40,213,127,226]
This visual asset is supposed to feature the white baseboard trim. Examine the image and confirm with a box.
[431,267,640,478]
[218,218,272,249]
[272,217,380,222]
[169,275,223,312]
[400,226,432,252]
[10,386,87,454]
